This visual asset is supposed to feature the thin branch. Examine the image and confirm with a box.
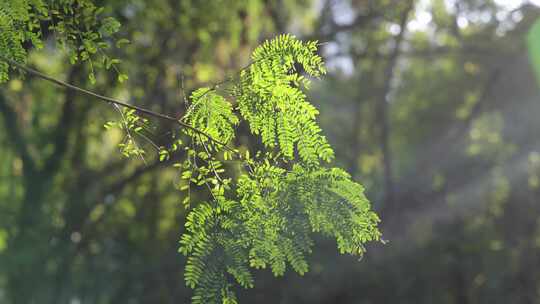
[189,140,218,202]
[0,55,233,150]
[136,130,161,152]
[198,133,224,183]
[113,103,147,165]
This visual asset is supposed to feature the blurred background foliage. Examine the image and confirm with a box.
[1,0,540,303]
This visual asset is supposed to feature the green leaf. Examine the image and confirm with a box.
[118,73,128,83]
[115,38,130,48]
[89,72,96,84]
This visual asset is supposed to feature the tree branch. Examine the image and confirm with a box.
[0,55,233,150]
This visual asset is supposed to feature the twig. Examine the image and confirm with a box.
[113,104,147,165]
[0,55,233,150]
[197,133,224,183]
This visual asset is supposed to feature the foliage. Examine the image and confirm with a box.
[104,108,149,159]
[4,0,536,303]
[147,35,379,303]
[235,35,334,164]
[0,0,125,83]
[1,2,381,302]
[101,34,381,303]
[179,164,379,304]
[183,88,239,144]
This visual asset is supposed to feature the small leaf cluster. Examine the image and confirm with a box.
[104,108,149,159]
[183,88,239,144]
[175,144,232,209]
[235,34,334,164]
[0,0,126,83]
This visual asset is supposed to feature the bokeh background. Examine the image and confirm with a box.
[1,0,540,303]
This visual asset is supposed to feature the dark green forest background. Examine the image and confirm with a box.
[1,0,540,303]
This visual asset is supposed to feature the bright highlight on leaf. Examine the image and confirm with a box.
[183,88,239,144]
[235,34,334,164]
